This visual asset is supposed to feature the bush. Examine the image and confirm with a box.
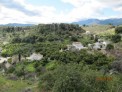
[38,63,122,92]
[12,37,22,43]
[70,36,78,41]
[1,50,8,57]
[106,44,114,51]
[7,58,12,64]
[25,63,35,73]
[46,60,60,71]
[6,66,15,73]
[111,34,121,43]
[115,26,122,34]
[14,65,25,77]
[111,61,122,73]
[52,66,84,92]
[39,72,55,91]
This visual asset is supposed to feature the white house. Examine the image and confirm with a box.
[85,31,91,35]
[92,40,110,50]
[3,41,9,45]
[0,57,11,69]
[101,41,110,50]
[72,42,85,50]
[67,45,78,51]
[93,42,102,50]
[26,53,43,61]
[67,42,87,51]
[0,57,11,64]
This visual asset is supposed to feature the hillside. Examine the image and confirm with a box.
[0,24,121,92]
[82,25,115,35]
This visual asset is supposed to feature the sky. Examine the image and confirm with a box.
[0,0,122,24]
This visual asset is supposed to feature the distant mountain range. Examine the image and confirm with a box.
[0,23,34,27]
[73,18,122,26]
[0,18,122,26]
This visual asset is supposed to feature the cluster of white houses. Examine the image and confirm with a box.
[0,53,43,70]
[67,30,111,51]
[89,39,110,50]
[67,39,110,51]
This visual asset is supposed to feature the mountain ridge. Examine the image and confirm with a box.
[1,18,122,26]
[73,18,122,25]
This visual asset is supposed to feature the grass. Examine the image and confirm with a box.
[99,28,115,36]
[25,63,36,72]
[0,74,39,92]
[46,60,60,70]
[0,75,29,92]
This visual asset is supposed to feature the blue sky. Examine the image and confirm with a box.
[102,8,120,16]
[27,0,74,13]
[0,0,122,24]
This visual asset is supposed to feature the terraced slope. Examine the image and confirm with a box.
[82,25,115,35]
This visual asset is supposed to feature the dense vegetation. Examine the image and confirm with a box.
[0,24,122,92]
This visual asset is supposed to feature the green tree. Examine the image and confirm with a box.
[115,26,122,34]
[70,36,78,41]
[106,44,114,51]
[111,34,121,43]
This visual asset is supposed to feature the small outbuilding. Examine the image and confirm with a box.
[67,42,87,51]
[26,53,43,61]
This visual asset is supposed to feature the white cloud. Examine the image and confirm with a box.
[60,0,106,22]
[61,0,122,21]
[0,0,57,24]
[0,0,122,24]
